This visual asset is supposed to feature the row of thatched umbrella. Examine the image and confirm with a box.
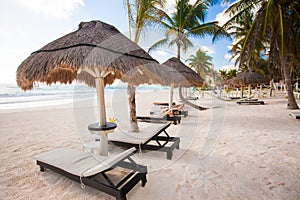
[161,57,204,109]
[17,20,203,136]
[225,70,268,98]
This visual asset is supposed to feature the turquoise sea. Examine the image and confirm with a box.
[0,82,168,110]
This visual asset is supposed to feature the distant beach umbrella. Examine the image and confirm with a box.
[233,70,268,86]
[161,57,204,87]
[16,20,164,130]
[161,57,204,109]
[233,70,268,98]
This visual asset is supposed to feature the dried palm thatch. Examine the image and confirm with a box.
[161,57,204,87]
[233,70,268,86]
[16,20,163,90]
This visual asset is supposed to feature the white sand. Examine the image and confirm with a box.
[0,90,299,199]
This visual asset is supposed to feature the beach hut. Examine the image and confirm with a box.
[16,20,164,155]
[161,57,204,109]
[233,70,268,98]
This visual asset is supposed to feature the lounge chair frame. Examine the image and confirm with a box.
[237,100,264,105]
[137,115,181,125]
[36,150,147,200]
[109,123,180,160]
[289,112,300,119]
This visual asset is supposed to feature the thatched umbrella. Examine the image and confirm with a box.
[161,57,204,109]
[233,70,268,98]
[16,20,164,155]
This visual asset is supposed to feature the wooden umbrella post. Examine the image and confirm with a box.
[95,77,107,127]
[248,84,251,98]
[82,69,116,157]
[169,84,174,110]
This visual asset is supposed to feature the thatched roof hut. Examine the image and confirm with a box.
[233,70,268,86]
[16,20,167,132]
[17,20,163,90]
[161,57,204,87]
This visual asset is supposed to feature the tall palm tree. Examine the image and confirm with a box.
[186,48,213,78]
[223,0,300,109]
[149,0,229,59]
[124,0,166,131]
[148,0,229,104]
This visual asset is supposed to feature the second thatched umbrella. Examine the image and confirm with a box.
[17,20,164,155]
[233,70,268,98]
[161,57,204,109]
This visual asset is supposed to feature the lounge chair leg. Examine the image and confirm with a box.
[116,195,127,200]
[167,151,173,160]
[115,190,127,200]
[141,175,147,187]
[40,166,45,172]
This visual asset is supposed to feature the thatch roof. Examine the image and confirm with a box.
[17,20,164,90]
[161,57,204,87]
[233,70,268,86]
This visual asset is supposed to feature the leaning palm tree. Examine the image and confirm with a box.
[124,0,166,131]
[223,0,300,109]
[186,48,213,78]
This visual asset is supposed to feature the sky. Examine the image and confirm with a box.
[0,0,235,84]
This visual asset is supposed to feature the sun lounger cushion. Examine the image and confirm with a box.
[34,147,136,177]
[108,122,180,160]
[109,123,169,145]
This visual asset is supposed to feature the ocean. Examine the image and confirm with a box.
[0,82,168,110]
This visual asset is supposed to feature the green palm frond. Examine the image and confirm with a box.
[148,38,169,53]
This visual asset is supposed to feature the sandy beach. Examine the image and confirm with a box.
[0,90,299,200]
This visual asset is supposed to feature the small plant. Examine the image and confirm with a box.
[225,88,231,93]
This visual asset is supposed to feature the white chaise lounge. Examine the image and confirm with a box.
[109,122,180,160]
[35,147,147,200]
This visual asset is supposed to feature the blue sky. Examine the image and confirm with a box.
[0,0,235,83]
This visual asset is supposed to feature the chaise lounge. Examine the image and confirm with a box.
[136,115,181,125]
[237,98,264,105]
[109,122,180,160]
[35,147,147,200]
[153,102,188,117]
[289,112,300,119]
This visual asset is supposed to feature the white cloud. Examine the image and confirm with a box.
[224,53,232,61]
[214,9,230,26]
[165,0,176,14]
[165,0,203,14]
[17,0,84,19]
[221,1,231,7]
[200,46,215,54]
[222,65,237,72]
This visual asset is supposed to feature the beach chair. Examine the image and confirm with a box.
[136,115,181,125]
[153,102,176,106]
[35,147,147,200]
[109,123,180,160]
[152,102,188,117]
[137,105,182,125]
[289,112,300,119]
[237,99,264,105]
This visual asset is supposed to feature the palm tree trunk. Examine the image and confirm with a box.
[176,36,181,59]
[281,56,299,109]
[127,84,139,132]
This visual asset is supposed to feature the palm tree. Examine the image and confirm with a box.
[149,0,229,59]
[186,48,213,78]
[148,0,229,104]
[223,0,300,109]
[124,0,166,131]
